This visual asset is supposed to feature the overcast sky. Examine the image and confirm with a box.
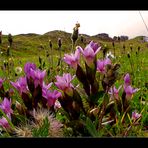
[0,11,148,39]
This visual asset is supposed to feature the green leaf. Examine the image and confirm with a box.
[85,117,99,137]
[32,117,50,137]
[90,90,104,105]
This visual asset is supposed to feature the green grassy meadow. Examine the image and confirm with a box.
[0,30,147,137]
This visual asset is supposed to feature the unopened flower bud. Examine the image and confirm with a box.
[127,53,130,58]
[9,88,14,97]
[58,38,62,48]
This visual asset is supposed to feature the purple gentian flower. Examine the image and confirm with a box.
[55,73,75,96]
[77,41,101,67]
[124,73,131,88]
[132,111,141,120]
[89,41,100,52]
[63,48,80,69]
[42,82,53,97]
[30,69,46,88]
[124,85,139,99]
[43,90,62,107]
[24,62,36,78]
[108,85,122,100]
[0,117,10,129]
[97,58,111,73]
[0,97,13,115]
[11,77,29,95]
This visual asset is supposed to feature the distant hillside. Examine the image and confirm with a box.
[44,30,71,37]
[127,36,148,44]
[92,33,113,42]
[16,33,40,37]
[1,30,146,58]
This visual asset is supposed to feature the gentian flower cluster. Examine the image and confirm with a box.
[11,62,61,111]
[0,98,13,129]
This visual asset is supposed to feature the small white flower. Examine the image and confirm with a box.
[54,100,61,110]
[106,51,115,59]
[15,66,22,75]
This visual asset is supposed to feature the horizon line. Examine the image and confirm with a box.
[1,29,147,40]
